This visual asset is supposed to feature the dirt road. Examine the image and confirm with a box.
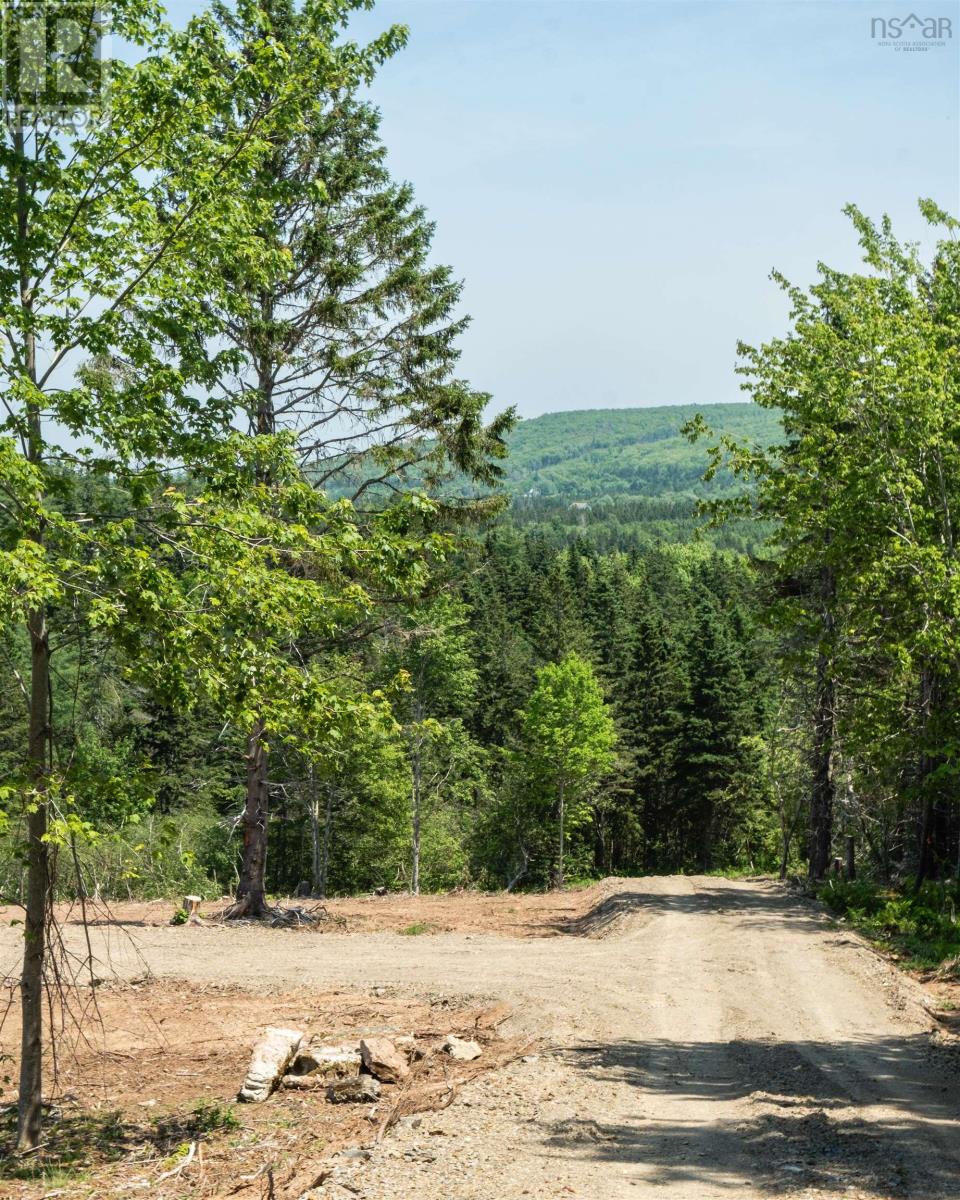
[3,876,958,1199]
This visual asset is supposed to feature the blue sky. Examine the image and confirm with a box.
[330,0,960,420]
[164,1,959,420]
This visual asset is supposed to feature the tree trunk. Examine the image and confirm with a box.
[806,580,835,883]
[319,785,334,900]
[18,184,49,1148]
[700,803,714,873]
[779,830,790,881]
[308,765,321,895]
[235,347,277,914]
[556,777,566,889]
[505,844,530,893]
[915,666,942,892]
[236,720,270,917]
[808,649,836,880]
[411,737,422,896]
[18,604,51,1151]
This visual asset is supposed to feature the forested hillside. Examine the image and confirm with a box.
[499,403,783,499]
[0,530,775,901]
[480,404,781,554]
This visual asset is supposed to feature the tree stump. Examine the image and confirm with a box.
[183,895,203,925]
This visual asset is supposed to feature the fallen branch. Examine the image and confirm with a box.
[155,1139,196,1183]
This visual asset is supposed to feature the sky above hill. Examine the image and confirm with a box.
[168,0,960,421]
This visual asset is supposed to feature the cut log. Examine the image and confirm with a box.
[183,895,203,926]
[237,1027,303,1102]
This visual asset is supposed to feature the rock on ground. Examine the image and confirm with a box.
[444,1034,482,1061]
[237,1026,303,1102]
[360,1036,410,1082]
[327,1075,381,1103]
[291,1040,361,1079]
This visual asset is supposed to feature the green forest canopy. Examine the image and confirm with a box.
[497,403,784,499]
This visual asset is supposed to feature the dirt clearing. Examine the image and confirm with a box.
[1,876,959,1200]
[0,878,624,937]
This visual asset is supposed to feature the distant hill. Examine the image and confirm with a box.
[499,403,782,500]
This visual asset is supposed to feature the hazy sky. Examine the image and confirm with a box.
[331,0,960,420]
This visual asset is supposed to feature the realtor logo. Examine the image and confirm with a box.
[871,13,953,47]
[1,3,109,130]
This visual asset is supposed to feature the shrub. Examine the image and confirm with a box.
[819,878,960,969]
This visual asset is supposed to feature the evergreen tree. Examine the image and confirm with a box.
[199,0,513,914]
[614,585,688,870]
[674,595,754,869]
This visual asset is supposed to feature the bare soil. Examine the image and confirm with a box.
[1,876,959,1200]
[0,880,621,936]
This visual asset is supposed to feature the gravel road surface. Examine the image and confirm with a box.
[3,875,957,1199]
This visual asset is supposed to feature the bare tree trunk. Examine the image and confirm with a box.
[236,719,270,917]
[411,737,422,896]
[556,777,566,889]
[18,604,50,1152]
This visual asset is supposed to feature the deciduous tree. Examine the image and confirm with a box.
[517,654,616,888]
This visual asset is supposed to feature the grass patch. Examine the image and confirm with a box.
[0,1108,130,1182]
[155,1099,240,1141]
[0,1099,243,1184]
[818,878,960,971]
[398,921,436,936]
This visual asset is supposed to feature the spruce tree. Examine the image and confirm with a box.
[674,594,754,869]
[203,0,512,913]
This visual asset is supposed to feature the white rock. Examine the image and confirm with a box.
[238,1026,303,1102]
[291,1041,361,1079]
[443,1035,482,1062]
